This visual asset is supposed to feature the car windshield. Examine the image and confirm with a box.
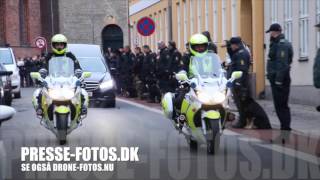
[78,57,107,73]
[0,49,13,65]
[48,57,74,77]
[190,53,223,78]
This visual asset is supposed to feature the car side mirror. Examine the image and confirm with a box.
[175,71,188,81]
[231,71,243,80]
[30,72,41,80]
[82,72,91,79]
[0,71,12,76]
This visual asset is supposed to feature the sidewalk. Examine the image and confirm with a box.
[257,100,320,137]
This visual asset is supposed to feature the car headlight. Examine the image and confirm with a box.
[100,80,113,90]
[48,89,75,100]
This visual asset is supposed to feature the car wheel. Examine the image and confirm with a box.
[14,91,21,99]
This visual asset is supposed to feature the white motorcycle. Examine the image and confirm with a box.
[162,53,242,154]
[31,57,91,145]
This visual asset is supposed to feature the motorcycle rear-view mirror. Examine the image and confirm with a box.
[175,71,188,81]
[30,72,41,80]
[231,71,243,80]
[0,71,13,76]
[82,72,92,79]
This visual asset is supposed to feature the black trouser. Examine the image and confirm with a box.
[269,74,291,130]
[232,87,249,126]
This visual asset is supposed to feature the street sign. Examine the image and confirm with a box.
[35,37,47,49]
[137,17,155,36]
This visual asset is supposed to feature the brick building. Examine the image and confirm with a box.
[0,0,59,58]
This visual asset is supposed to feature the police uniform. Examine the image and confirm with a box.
[229,45,251,128]
[119,51,136,97]
[169,48,182,91]
[157,47,172,94]
[267,33,293,131]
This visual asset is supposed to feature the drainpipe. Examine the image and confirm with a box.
[168,0,173,41]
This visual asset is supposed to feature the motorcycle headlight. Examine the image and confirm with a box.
[197,91,226,104]
[48,89,75,100]
[100,80,114,90]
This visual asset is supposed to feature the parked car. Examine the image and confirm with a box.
[0,64,12,106]
[68,44,116,107]
[0,47,21,98]
[0,105,15,127]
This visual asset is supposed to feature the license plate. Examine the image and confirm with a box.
[88,92,93,97]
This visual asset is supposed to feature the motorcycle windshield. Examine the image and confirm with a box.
[190,53,222,79]
[48,57,74,78]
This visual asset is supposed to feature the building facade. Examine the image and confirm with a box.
[129,0,265,98]
[58,0,129,52]
[0,0,55,58]
[264,0,320,105]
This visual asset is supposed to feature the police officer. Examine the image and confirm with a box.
[141,45,159,103]
[168,41,182,91]
[119,45,136,97]
[266,23,293,143]
[228,37,251,128]
[133,47,144,99]
[202,31,218,54]
[156,41,171,94]
[181,42,193,72]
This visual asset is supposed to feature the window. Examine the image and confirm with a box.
[222,0,227,40]
[317,0,320,48]
[284,0,293,42]
[213,0,218,42]
[177,3,181,49]
[183,1,188,44]
[159,11,162,41]
[205,0,209,30]
[197,0,202,32]
[164,9,169,43]
[271,0,278,23]
[231,0,237,36]
[299,0,309,58]
[190,0,194,35]
[19,0,30,46]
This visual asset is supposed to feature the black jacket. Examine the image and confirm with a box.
[229,47,251,88]
[169,48,182,73]
[267,34,293,83]
[119,51,135,75]
[157,47,171,75]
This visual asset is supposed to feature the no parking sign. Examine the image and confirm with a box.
[137,17,155,36]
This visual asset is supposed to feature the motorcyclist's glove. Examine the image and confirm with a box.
[75,80,81,87]
[41,81,48,88]
[226,81,233,88]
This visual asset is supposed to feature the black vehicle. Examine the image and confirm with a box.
[0,64,12,106]
[68,44,116,108]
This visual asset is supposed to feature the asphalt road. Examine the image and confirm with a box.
[0,88,319,180]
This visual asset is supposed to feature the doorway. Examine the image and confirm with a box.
[101,24,123,52]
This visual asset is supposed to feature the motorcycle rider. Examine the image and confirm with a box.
[173,34,211,115]
[34,34,87,117]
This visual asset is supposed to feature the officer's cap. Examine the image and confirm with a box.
[229,37,242,45]
[266,23,282,33]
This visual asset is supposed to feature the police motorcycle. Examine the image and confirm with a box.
[161,53,242,154]
[30,57,91,145]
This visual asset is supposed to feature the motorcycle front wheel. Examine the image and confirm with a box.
[207,120,221,155]
[56,113,68,145]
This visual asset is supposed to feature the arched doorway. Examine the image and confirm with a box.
[101,24,123,52]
